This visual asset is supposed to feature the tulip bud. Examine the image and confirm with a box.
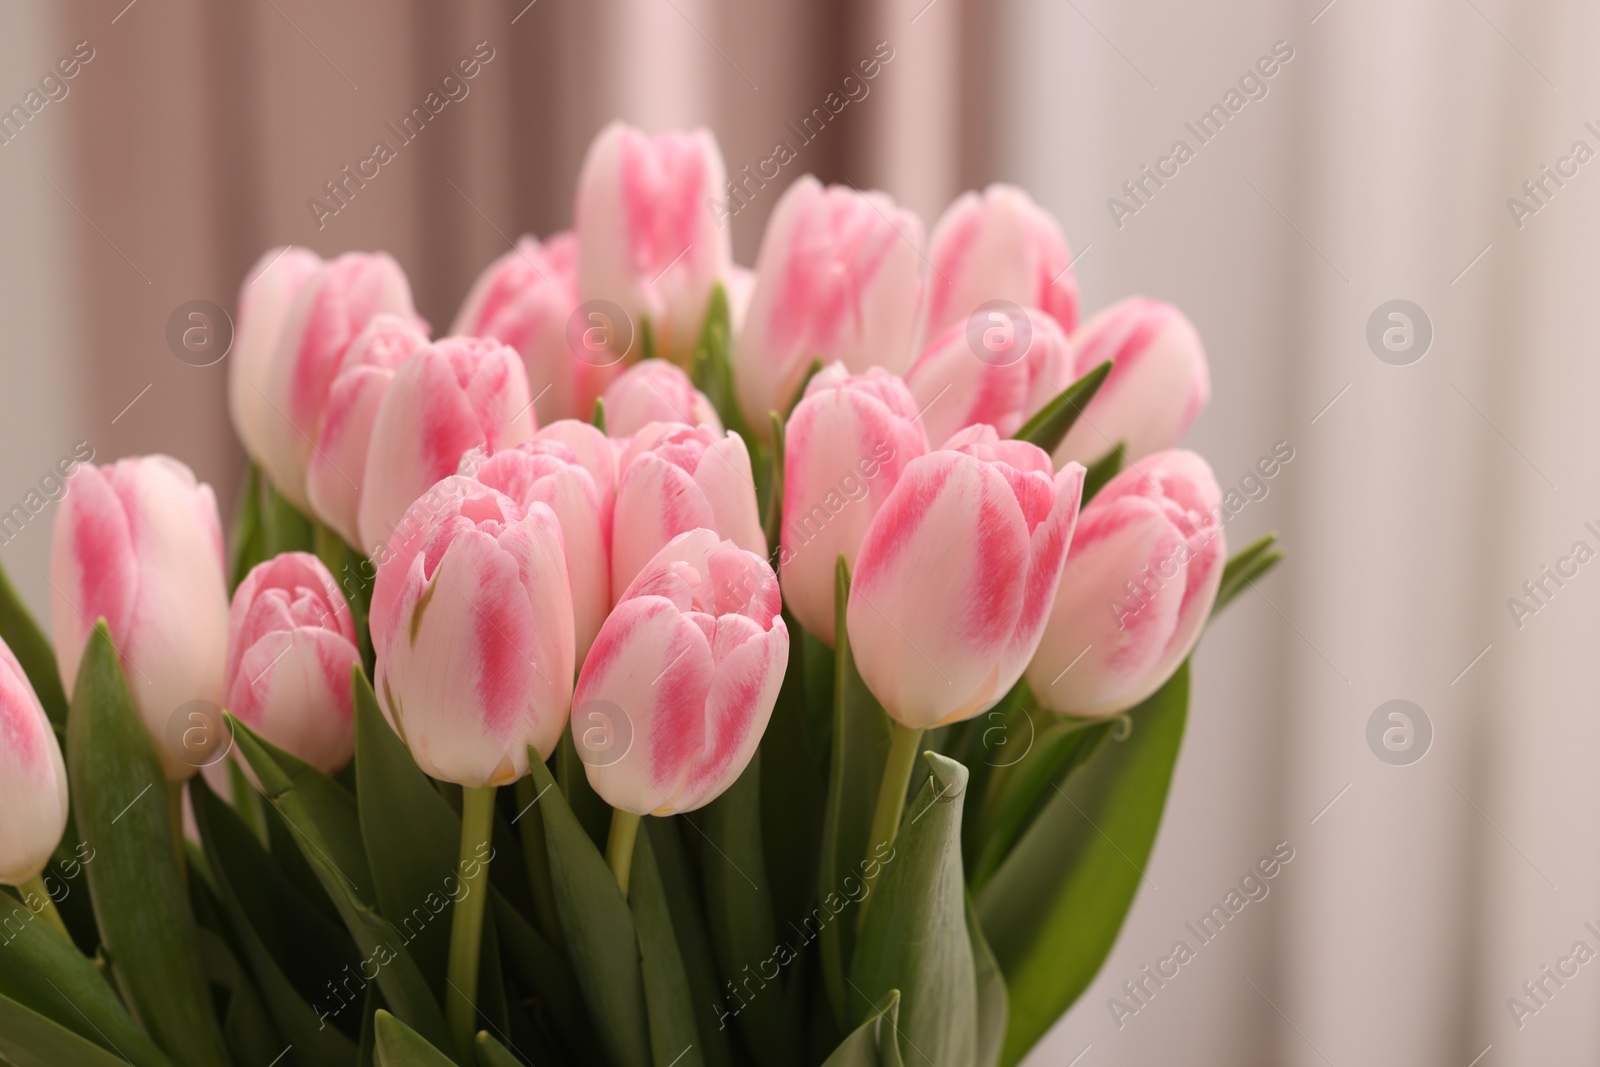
[230,246,323,470]
[0,637,68,886]
[50,456,229,780]
[1027,450,1224,717]
[1054,297,1210,467]
[903,307,1074,447]
[601,359,721,438]
[473,438,611,662]
[371,480,574,786]
[846,426,1084,728]
[225,553,361,774]
[779,364,928,646]
[611,423,765,597]
[305,315,430,548]
[257,252,420,508]
[924,183,1078,340]
[575,529,787,815]
[452,233,608,425]
[733,177,926,432]
[357,337,536,554]
[575,123,730,365]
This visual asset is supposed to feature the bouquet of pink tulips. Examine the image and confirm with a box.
[0,123,1279,1067]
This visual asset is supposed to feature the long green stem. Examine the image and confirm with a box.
[857,722,924,932]
[166,781,187,879]
[514,776,564,951]
[447,785,497,1060]
[605,809,642,897]
[19,875,67,937]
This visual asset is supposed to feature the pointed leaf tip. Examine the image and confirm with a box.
[922,751,968,800]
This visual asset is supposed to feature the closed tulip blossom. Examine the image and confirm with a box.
[229,246,323,470]
[258,252,420,508]
[371,481,574,787]
[576,528,787,816]
[780,364,928,646]
[575,123,730,364]
[846,425,1085,730]
[50,456,230,781]
[611,423,765,596]
[733,177,926,432]
[0,637,69,890]
[357,336,536,553]
[452,233,604,425]
[1053,297,1211,468]
[601,359,721,437]
[924,183,1078,340]
[903,306,1074,447]
[225,554,361,774]
[306,314,430,547]
[1027,450,1224,718]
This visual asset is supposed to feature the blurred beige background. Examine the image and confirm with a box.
[3,0,1598,1063]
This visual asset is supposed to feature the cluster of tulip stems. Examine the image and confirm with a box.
[0,122,1281,1067]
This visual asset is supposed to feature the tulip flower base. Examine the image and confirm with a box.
[0,124,1283,1067]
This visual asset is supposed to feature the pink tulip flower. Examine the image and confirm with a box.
[846,426,1085,729]
[903,307,1075,447]
[50,456,229,780]
[1054,297,1210,468]
[0,637,68,886]
[371,480,574,786]
[575,123,730,365]
[779,364,928,646]
[1027,450,1224,717]
[357,337,536,553]
[305,315,430,548]
[611,423,765,596]
[229,246,323,471]
[225,553,361,774]
[924,183,1078,341]
[575,529,787,815]
[601,359,721,438]
[733,177,926,432]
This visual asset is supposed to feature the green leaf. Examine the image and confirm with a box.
[229,714,453,1057]
[1011,361,1112,455]
[354,668,460,998]
[688,283,746,439]
[977,663,1188,1066]
[491,892,601,1064]
[783,358,825,421]
[592,397,607,434]
[527,753,651,1067]
[196,926,284,1065]
[192,773,359,1065]
[261,474,315,557]
[760,615,826,950]
[818,558,893,1028]
[967,898,1007,1067]
[556,728,611,851]
[473,1030,525,1067]
[850,753,976,1066]
[818,989,903,1067]
[0,895,170,1066]
[375,1009,457,1066]
[66,623,231,1067]
[762,410,786,557]
[0,990,139,1067]
[0,558,67,727]
[229,460,265,593]
[629,829,705,1067]
[644,819,733,1067]
[1081,442,1125,502]
[1211,533,1284,619]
